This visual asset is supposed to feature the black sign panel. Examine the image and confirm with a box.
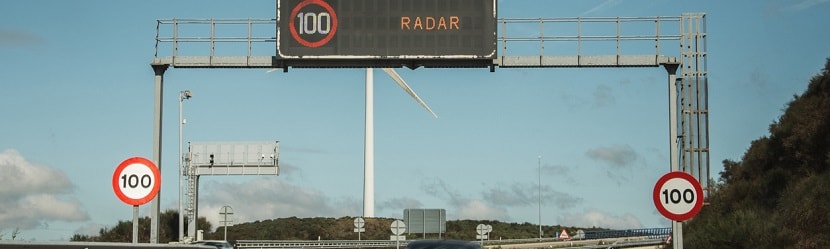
[277,0,497,60]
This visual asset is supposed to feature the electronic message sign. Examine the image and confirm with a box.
[277,0,497,68]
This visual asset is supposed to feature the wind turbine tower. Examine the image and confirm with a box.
[363,68,437,217]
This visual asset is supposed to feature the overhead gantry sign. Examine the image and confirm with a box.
[277,0,497,69]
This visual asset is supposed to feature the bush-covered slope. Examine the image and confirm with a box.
[686,58,830,249]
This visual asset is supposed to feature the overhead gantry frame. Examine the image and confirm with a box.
[149,13,707,249]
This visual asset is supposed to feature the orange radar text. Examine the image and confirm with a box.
[401,16,460,31]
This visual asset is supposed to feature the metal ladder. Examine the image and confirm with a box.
[678,13,710,194]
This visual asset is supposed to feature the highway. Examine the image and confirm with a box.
[0,237,667,249]
[486,237,667,249]
[233,236,669,249]
[0,228,670,249]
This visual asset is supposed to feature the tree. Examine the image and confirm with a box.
[686,57,830,248]
[72,209,211,243]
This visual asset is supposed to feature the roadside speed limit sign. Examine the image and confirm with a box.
[653,171,703,221]
[112,157,161,206]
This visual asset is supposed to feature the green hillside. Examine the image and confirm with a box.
[201,217,596,241]
[72,213,600,242]
[685,58,830,248]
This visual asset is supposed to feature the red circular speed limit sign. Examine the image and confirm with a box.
[652,171,703,221]
[112,157,161,206]
[289,0,338,48]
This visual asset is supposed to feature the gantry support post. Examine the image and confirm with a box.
[150,64,168,243]
[663,62,682,249]
[187,174,199,240]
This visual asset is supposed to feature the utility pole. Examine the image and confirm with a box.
[538,155,542,241]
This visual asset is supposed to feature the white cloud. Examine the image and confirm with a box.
[483,184,534,206]
[482,183,583,209]
[420,178,466,207]
[0,150,72,199]
[454,199,510,221]
[22,194,88,221]
[542,163,570,177]
[592,85,616,108]
[0,29,44,47]
[542,163,579,185]
[586,145,643,184]
[0,149,89,230]
[558,209,642,229]
[585,145,638,168]
[380,197,423,211]
[420,178,511,221]
[559,84,617,110]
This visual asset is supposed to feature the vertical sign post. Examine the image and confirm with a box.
[220,205,234,241]
[476,224,491,245]
[390,220,406,249]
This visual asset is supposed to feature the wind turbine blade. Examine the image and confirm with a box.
[382,68,438,118]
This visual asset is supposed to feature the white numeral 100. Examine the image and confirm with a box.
[297,12,331,35]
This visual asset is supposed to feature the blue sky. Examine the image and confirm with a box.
[1,0,829,241]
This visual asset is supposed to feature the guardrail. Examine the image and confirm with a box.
[560,238,667,249]
[236,240,408,249]
[235,228,671,249]
[0,241,212,249]
[584,227,670,240]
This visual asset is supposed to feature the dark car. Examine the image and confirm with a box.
[192,240,233,249]
[405,240,482,249]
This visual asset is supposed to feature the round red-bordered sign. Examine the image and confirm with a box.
[289,0,338,48]
[112,157,161,206]
[653,171,703,221]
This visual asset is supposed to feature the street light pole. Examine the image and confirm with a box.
[178,90,192,242]
[538,155,542,241]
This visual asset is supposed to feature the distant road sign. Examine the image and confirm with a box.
[112,157,160,206]
[403,208,446,234]
[573,230,585,240]
[354,217,365,228]
[558,228,570,240]
[354,217,366,233]
[475,224,490,240]
[476,224,487,235]
[391,220,406,235]
[653,171,704,221]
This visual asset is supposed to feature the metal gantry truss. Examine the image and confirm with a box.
[491,13,710,193]
[182,141,279,240]
[495,16,682,67]
[678,13,709,192]
[150,13,708,244]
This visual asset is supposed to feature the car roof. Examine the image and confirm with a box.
[195,240,230,244]
[405,240,482,249]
